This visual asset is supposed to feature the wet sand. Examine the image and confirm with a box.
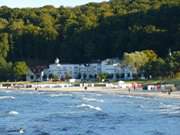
[0,86,180,99]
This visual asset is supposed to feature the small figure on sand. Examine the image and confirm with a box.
[128,88,131,93]
[132,83,136,91]
[168,88,172,95]
[84,86,87,90]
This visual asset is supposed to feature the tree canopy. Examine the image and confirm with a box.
[0,0,180,80]
[0,0,179,64]
[123,50,157,72]
[13,61,29,80]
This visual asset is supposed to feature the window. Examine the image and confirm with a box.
[30,75,34,80]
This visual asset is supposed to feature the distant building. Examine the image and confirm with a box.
[42,58,79,80]
[26,58,135,81]
[26,65,47,81]
[101,59,133,80]
[79,63,101,80]
[26,70,36,82]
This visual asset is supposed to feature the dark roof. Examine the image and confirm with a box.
[30,65,47,74]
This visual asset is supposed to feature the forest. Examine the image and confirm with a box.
[0,0,180,80]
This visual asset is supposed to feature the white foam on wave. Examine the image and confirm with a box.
[95,93,102,97]
[133,96,150,100]
[82,97,104,103]
[118,95,133,98]
[160,104,180,110]
[0,96,15,100]
[77,103,102,111]
[159,104,180,114]
[4,90,12,93]
[118,95,150,100]
[8,111,19,115]
[49,93,72,97]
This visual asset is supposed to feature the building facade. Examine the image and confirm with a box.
[27,58,134,81]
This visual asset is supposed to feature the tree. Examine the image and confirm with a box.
[0,57,13,81]
[0,18,8,30]
[0,33,9,58]
[0,0,179,81]
[0,33,13,81]
[166,51,180,77]
[123,50,158,73]
[52,74,59,81]
[143,58,167,79]
[13,61,29,80]
[97,73,108,82]
[8,19,24,34]
[65,73,72,80]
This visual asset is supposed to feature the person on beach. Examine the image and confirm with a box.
[168,88,172,95]
[84,86,87,90]
[170,88,173,94]
[133,85,136,91]
[168,90,171,95]
[128,87,131,93]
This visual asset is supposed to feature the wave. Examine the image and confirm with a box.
[95,93,102,97]
[159,104,180,114]
[82,97,104,103]
[132,96,151,100]
[49,93,73,97]
[137,105,145,109]
[8,111,19,115]
[160,104,180,110]
[2,90,12,93]
[77,103,102,111]
[118,95,134,98]
[0,96,15,100]
[118,95,151,100]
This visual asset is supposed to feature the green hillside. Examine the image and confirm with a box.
[0,0,180,81]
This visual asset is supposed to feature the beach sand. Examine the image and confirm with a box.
[1,86,180,99]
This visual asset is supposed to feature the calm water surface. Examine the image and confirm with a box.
[0,90,180,135]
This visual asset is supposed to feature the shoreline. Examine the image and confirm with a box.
[1,87,180,99]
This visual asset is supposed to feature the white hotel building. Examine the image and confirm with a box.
[27,58,134,81]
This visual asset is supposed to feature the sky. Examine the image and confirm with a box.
[0,0,108,8]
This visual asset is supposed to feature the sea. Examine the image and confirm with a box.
[0,90,180,135]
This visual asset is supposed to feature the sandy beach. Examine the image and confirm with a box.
[1,86,180,99]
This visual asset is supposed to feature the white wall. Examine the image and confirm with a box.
[30,58,135,81]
